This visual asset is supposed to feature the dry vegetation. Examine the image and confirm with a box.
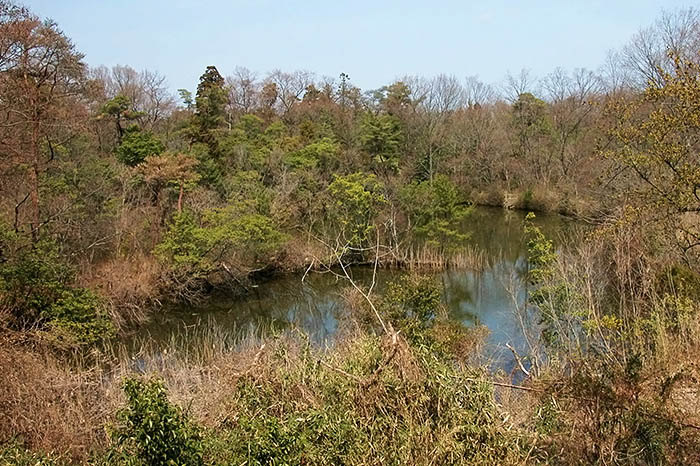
[3,1,700,464]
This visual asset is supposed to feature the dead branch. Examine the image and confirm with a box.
[506,342,531,378]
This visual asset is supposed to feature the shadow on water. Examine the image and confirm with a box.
[125,207,579,373]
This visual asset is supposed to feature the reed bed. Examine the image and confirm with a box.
[385,244,489,271]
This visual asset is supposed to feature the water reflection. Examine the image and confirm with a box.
[129,207,577,370]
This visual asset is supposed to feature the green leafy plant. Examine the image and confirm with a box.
[112,377,203,466]
[327,172,386,250]
[116,126,165,167]
[400,175,471,250]
[0,228,113,346]
[0,440,64,466]
[154,210,214,278]
[383,274,443,335]
[155,207,286,291]
[359,112,402,174]
[285,137,339,170]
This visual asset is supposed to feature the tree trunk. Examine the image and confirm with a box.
[28,121,40,242]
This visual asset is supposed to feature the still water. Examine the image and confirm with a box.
[129,208,577,370]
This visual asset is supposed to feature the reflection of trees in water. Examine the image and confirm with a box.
[441,269,477,324]
[465,207,577,266]
[129,208,578,368]
[286,285,341,344]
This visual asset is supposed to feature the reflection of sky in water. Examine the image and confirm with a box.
[130,207,577,371]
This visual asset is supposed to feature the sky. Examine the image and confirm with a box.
[24,0,698,94]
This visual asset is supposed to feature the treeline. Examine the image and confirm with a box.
[0,0,699,339]
[2,1,700,341]
[2,1,700,464]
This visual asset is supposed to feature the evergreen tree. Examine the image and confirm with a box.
[192,65,227,155]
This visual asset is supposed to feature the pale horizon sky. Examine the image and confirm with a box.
[23,0,698,94]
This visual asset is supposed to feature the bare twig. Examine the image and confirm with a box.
[14,192,30,233]
[506,342,531,378]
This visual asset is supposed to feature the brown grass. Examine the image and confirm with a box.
[389,244,487,271]
[82,254,163,329]
[0,326,279,459]
[0,335,117,460]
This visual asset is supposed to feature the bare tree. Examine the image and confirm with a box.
[423,74,466,114]
[140,69,175,125]
[541,68,602,177]
[226,66,259,116]
[92,64,175,128]
[621,7,700,88]
[599,50,632,95]
[265,69,315,116]
[503,68,537,103]
[404,75,467,180]
[464,75,496,107]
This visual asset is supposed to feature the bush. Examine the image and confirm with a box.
[382,274,443,339]
[0,229,113,346]
[285,137,339,171]
[154,211,214,278]
[155,208,287,298]
[116,126,165,167]
[44,288,114,346]
[327,172,386,250]
[203,333,528,465]
[379,274,483,357]
[0,440,64,466]
[400,176,471,250]
[111,377,203,466]
[657,264,700,301]
[359,112,402,173]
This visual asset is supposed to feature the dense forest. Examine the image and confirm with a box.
[2,1,700,464]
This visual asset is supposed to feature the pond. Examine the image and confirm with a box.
[126,207,578,372]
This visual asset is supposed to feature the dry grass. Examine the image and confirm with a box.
[0,316,519,464]
[383,244,488,271]
[0,325,281,458]
[509,217,700,462]
[0,335,118,460]
[4,214,700,463]
[82,254,164,329]
[278,234,331,272]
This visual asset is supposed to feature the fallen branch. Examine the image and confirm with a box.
[506,342,531,378]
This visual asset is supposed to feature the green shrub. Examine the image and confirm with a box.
[203,333,528,465]
[0,229,113,345]
[154,210,214,278]
[382,274,443,340]
[111,377,203,466]
[618,407,680,465]
[379,274,484,358]
[399,176,471,250]
[202,207,287,262]
[221,115,286,170]
[116,126,165,167]
[0,440,65,466]
[44,288,115,346]
[524,213,588,349]
[658,264,700,301]
[524,212,556,285]
[285,137,339,170]
[155,208,286,292]
[359,112,402,173]
[534,396,561,435]
[327,172,386,250]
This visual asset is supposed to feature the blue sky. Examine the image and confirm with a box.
[24,0,696,93]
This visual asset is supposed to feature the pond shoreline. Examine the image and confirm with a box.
[121,208,579,372]
[136,204,578,328]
